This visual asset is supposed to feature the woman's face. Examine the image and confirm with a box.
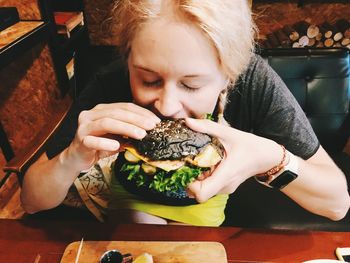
[128,18,228,119]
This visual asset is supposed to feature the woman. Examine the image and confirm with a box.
[21,0,349,226]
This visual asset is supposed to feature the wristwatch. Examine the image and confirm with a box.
[255,150,299,189]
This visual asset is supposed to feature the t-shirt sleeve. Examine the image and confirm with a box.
[227,55,320,160]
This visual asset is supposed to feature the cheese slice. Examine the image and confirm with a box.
[124,144,221,171]
[147,159,185,172]
[124,147,184,172]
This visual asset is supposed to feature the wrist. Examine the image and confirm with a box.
[59,144,96,173]
[252,139,286,176]
[256,145,288,178]
[255,146,299,189]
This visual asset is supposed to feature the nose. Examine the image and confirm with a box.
[154,84,182,118]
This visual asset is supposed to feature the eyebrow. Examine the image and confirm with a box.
[133,64,209,79]
[133,65,156,73]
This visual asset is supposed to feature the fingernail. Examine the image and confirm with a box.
[105,141,120,151]
[145,120,157,129]
[135,129,146,138]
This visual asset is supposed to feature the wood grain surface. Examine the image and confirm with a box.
[60,241,227,263]
[0,21,44,50]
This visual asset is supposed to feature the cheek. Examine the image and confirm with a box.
[129,78,155,106]
[184,90,221,117]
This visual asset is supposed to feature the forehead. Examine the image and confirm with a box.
[129,18,220,74]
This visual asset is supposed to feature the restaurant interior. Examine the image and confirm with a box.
[0,0,350,262]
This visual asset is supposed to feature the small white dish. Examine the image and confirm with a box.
[302,259,342,263]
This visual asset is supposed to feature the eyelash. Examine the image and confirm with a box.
[142,80,198,92]
[142,80,162,87]
[180,82,197,92]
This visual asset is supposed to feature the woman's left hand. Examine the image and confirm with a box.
[185,118,283,203]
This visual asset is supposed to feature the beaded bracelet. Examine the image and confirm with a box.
[256,145,287,177]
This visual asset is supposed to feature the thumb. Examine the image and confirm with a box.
[185,118,225,139]
[187,162,228,203]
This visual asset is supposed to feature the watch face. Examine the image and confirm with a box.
[269,170,298,189]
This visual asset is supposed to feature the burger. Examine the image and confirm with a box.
[114,119,224,205]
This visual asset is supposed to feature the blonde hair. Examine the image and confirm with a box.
[110,0,257,123]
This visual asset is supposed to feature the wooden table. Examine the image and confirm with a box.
[0,218,349,262]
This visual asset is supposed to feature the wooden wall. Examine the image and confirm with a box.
[0,0,41,20]
[83,1,350,46]
[0,0,71,161]
[83,0,115,45]
[0,43,71,154]
[253,2,350,40]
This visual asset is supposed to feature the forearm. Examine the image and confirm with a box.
[281,150,350,220]
[184,119,350,220]
[21,148,82,213]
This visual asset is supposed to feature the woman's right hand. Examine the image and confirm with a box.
[67,103,160,171]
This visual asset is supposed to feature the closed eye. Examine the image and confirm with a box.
[142,79,163,87]
[180,82,199,92]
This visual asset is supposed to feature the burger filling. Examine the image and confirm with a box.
[120,144,221,193]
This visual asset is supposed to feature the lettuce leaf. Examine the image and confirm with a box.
[205,113,214,121]
[120,162,207,193]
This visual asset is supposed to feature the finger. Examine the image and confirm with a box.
[187,162,230,203]
[184,118,233,141]
[79,107,159,131]
[119,103,161,122]
[98,150,119,160]
[83,136,121,151]
[197,169,212,181]
[94,103,161,123]
[185,188,196,199]
[217,183,240,195]
[79,118,147,140]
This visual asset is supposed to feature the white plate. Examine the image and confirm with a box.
[302,260,342,263]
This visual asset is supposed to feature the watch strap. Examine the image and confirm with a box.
[255,150,299,189]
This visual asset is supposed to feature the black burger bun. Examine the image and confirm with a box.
[137,119,222,160]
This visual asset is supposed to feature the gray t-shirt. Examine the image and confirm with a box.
[46,56,319,159]
[224,55,319,159]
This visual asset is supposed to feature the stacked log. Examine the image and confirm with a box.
[262,19,350,49]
